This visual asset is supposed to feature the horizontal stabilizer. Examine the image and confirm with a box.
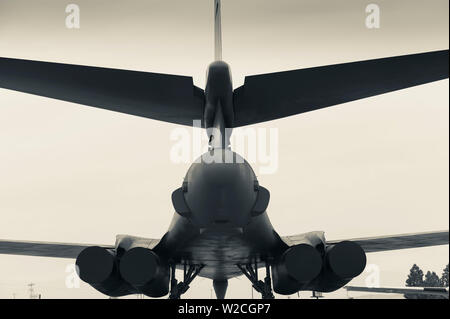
[0,57,205,126]
[233,50,449,126]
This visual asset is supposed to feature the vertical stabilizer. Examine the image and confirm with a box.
[214,0,222,61]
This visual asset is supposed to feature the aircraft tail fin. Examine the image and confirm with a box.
[214,0,223,61]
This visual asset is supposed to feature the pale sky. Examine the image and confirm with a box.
[0,0,448,299]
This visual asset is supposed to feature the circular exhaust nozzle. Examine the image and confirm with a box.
[119,247,160,285]
[284,244,323,283]
[75,246,115,284]
[327,241,367,279]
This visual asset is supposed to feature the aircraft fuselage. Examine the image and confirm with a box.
[155,149,286,280]
[151,61,287,280]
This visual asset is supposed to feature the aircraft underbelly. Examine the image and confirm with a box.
[177,228,256,280]
[158,210,286,281]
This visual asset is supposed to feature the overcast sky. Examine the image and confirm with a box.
[0,0,448,299]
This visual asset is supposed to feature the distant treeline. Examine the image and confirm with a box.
[405,263,448,299]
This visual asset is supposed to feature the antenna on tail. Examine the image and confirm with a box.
[214,0,222,61]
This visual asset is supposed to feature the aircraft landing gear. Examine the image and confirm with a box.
[237,261,275,299]
[168,263,204,299]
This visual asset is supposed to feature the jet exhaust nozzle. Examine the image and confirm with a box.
[119,247,170,297]
[306,241,367,292]
[76,246,116,284]
[272,241,367,294]
[325,241,366,279]
[272,244,323,295]
[284,244,323,282]
[76,246,132,296]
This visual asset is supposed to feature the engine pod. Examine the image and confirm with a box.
[326,241,366,279]
[284,244,323,282]
[120,247,159,285]
[119,247,169,297]
[304,241,367,292]
[76,246,115,284]
[272,244,323,295]
[76,246,133,297]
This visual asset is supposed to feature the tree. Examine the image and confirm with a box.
[440,264,449,287]
[405,264,424,299]
[424,271,441,286]
[423,271,443,299]
[406,264,424,286]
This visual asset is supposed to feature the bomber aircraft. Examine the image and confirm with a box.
[0,1,448,299]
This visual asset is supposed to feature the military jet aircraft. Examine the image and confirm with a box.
[0,0,448,299]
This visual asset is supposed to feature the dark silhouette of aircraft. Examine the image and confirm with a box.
[0,1,448,299]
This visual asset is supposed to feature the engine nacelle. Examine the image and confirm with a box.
[307,241,367,292]
[119,247,170,297]
[76,246,170,297]
[272,241,367,295]
[76,246,136,297]
[272,244,323,295]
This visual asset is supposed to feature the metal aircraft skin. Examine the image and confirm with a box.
[0,1,449,299]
